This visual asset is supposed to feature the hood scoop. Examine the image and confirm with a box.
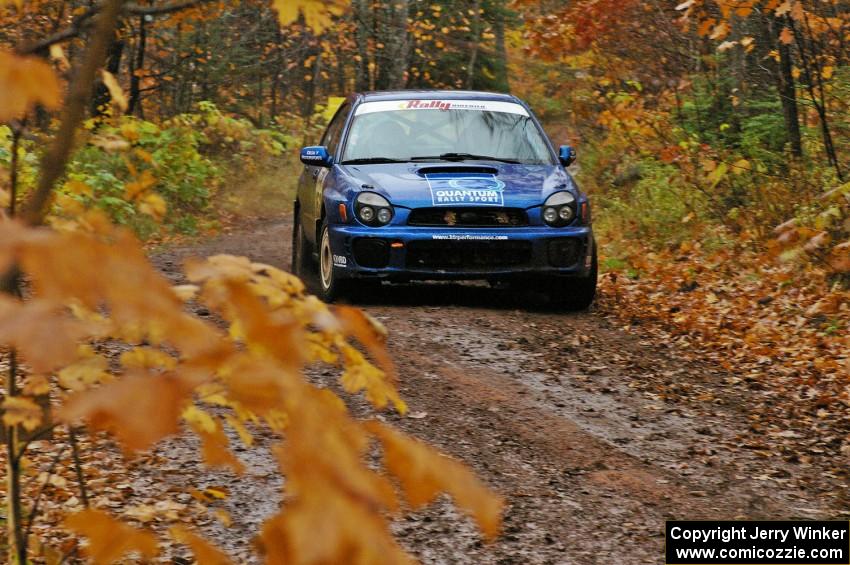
[416,165,499,177]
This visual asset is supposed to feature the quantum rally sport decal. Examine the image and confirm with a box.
[424,172,506,206]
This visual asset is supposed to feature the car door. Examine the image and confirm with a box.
[300,103,350,245]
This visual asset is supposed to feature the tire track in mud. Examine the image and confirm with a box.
[149,218,837,564]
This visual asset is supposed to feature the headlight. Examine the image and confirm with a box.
[355,192,393,226]
[542,191,576,227]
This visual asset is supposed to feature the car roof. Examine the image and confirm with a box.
[356,90,521,103]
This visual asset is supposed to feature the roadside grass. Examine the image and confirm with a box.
[219,151,301,219]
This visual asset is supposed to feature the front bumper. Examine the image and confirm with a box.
[328,224,594,280]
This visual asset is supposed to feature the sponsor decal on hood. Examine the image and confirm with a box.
[424,172,506,206]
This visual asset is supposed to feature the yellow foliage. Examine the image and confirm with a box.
[224,413,254,446]
[57,350,112,391]
[1,396,43,431]
[120,346,177,370]
[0,295,92,373]
[61,371,199,452]
[0,216,502,561]
[22,374,50,396]
[182,404,217,433]
[101,70,128,111]
[190,415,245,474]
[367,421,504,540]
[64,509,158,564]
[124,169,157,200]
[138,192,167,220]
[0,50,61,121]
[273,0,346,32]
[170,526,234,565]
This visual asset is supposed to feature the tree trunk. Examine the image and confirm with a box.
[387,0,409,88]
[466,0,482,88]
[791,16,843,179]
[270,27,282,119]
[354,0,371,91]
[128,15,146,116]
[493,6,509,91]
[776,17,803,158]
[375,3,390,89]
[304,51,323,116]
[91,25,126,118]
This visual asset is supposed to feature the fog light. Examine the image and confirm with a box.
[353,238,390,268]
[548,238,581,267]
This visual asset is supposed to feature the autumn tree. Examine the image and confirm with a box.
[0,2,504,563]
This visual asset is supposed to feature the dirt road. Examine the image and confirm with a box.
[151,218,842,564]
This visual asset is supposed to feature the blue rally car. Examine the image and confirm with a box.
[292,90,597,310]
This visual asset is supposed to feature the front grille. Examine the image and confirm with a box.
[406,240,531,271]
[352,238,390,268]
[407,207,528,227]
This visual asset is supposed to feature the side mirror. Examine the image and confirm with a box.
[300,146,333,167]
[559,145,576,167]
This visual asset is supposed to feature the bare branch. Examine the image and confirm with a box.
[126,0,209,16]
[20,0,125,226]
[16,8,98,55]
[17,0,214,56]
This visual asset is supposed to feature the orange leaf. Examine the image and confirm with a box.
[709,22,729,40]
[774,0,792,16]
[1,396,43,431]
[101,70,127,111]
[259,490,412,565]
[190,416,245,474]
[804,231,830,252]
[231,368,289,416]
[334,306,395,379]
[0,296,91,372]
[60,372,197,452]
[367,421,503,540]
[0,51,61,121]
[19,229,227,360]
[828,241,850,272]
[124,169,157,200]
[64,509,158,564]
[170,526,233,565]
[138,193,167,220]
[273,0,346,32]
[220,280,303,367]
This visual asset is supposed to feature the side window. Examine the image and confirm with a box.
[322,104,349,157]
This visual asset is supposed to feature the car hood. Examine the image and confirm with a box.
[338,162,574,209]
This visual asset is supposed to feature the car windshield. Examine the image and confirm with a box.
[341,100,555,165]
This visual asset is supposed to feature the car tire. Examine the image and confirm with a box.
[317,221,353,302]
[545,245,598,311]
[291,210,313,278]
[292,210,325,295]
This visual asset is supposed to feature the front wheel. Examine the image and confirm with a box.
[291,210,312,278]
[545,246,598,311]
[317,222,353,302]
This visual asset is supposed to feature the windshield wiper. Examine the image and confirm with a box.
[410,153,521,164]
[340,157,407,164]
